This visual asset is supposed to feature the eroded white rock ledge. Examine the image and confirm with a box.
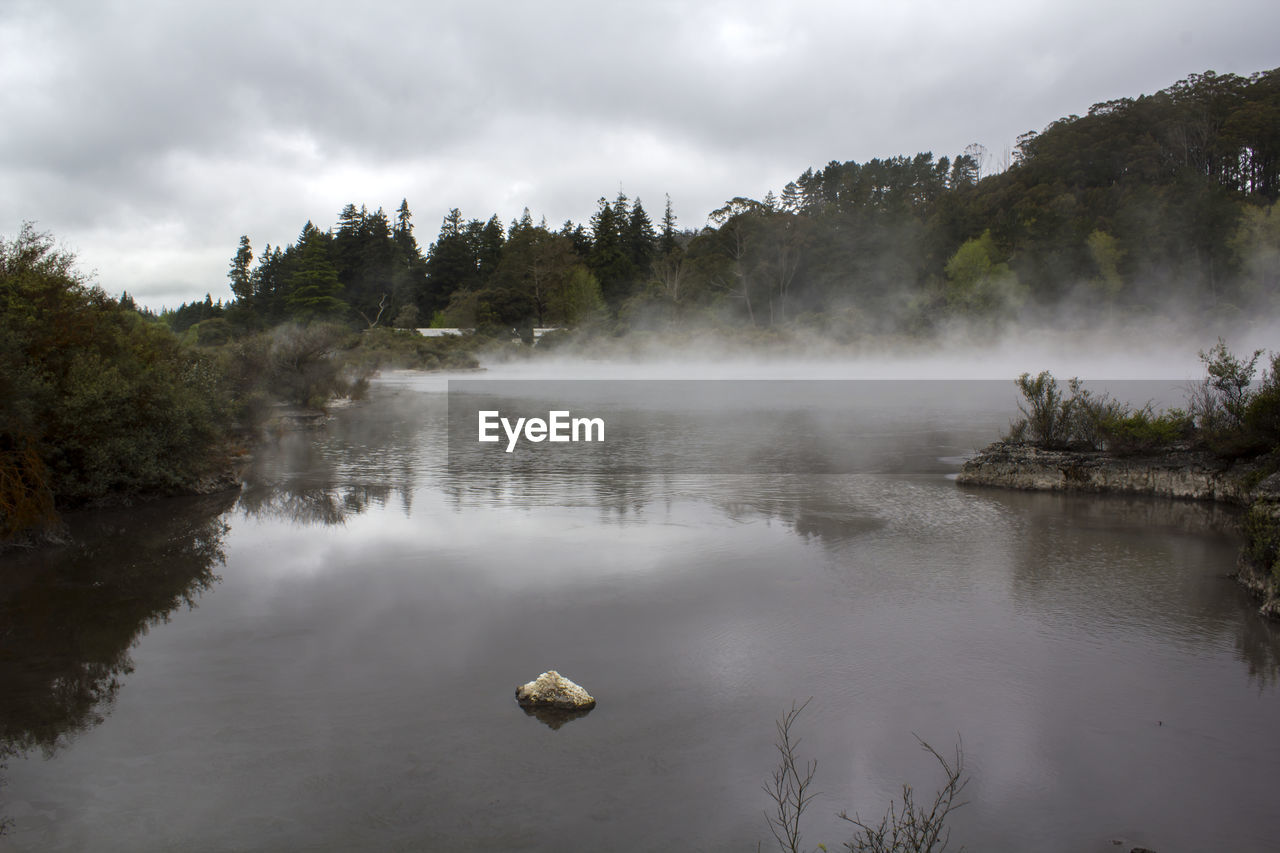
[957,440,1280,619]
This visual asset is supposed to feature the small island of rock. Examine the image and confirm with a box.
[515,670,597,711]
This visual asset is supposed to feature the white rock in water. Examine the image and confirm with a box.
[515,671,596,710]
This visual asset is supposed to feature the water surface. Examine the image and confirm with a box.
[2,376,1277,852]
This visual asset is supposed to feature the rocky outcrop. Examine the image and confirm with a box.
[515,671,596,711]
[955,441,1252,503]
[957,441,1280,619]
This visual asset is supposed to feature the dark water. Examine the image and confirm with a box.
[2,376,1278,852]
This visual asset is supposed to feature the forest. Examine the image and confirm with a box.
[166,67,1280,341]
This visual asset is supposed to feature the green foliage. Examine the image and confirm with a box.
[1086,229,1124,299]
[213,67,1279,339]
[1187,338,1280,456]
[1242,355,1280,445]
[1199,338,1262,427]
[162,293,225,334]
[943,230,1025,319]
[1097,406,1194,455]
[343,327,480,372]
[285,241,348,322]
[256,322,365,410]
[229,235,253,301]
[1010,372,1189,453]
[392,303,419,329]
[1010,342,1278,458]
[549,265,605,325]
[1010,371,1071,447]
[1,225,235,532]
[0,442,56,542]
[1229,201,1280,305]
[1242,504,1280,582]
[186,317,234,347]
[532,328,575,351]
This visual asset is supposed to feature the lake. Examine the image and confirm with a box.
[2,369,1278,852]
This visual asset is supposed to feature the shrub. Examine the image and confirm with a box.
[1009,372,1122,449]
[1187,342,1280,457]
[1242,504,1280,582]
[261,322,365,409]
[1063,378,1127,450]
[839,738,968,853]
[1008,344,1276,458]
[342,326,481,372]
[762,701,969,853]
[1098,406,1193,455]
[1191,338,1263,432]
[1,225,235,530]
[1011,371,1070,447]
[1240,353,1280,454]
[534,328,575,351]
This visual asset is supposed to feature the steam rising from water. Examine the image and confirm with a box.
[459,318,1279,382]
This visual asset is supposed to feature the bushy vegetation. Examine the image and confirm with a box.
[1,226,235,540]
[343,326,481,373]
[0,228,389,545]
[1008,340,1279,458]
[1242,504,1280,582]
[1187,340,1280,457]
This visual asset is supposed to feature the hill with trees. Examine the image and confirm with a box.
[173,67,1278,343]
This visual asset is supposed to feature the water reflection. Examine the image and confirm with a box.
[979,487,1279,687]
[237,481,396,527]
[519,704,594,730]
[233,382,1280,703]
[0,491,235,832]
[0,492,234,757]
[10,380,1278,851]
[1234,598,1280,689]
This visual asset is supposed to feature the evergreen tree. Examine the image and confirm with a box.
[286,240,347,322]
[393,199,419,257]
[229,235,254,302]
[589,196,634,306]
[561,220,592,257]
[659,195,680,256]
[625,198,657,273]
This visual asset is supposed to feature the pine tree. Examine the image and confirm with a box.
[229,235,254,302]
[659,195,679,256]
[286,240,347,322]
[625,197,657,272]
[392,199,420,259]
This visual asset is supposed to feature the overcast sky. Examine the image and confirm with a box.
[3,0,1278,310]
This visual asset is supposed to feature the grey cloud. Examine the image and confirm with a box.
[2,0,1279,306]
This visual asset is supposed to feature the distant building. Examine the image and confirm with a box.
[415,328,467,337]
[414,327,563,341]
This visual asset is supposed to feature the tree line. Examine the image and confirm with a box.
[167,67,1279,343]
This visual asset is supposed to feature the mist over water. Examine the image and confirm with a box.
[474,318,1279,381]
[4,336,1280,852]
